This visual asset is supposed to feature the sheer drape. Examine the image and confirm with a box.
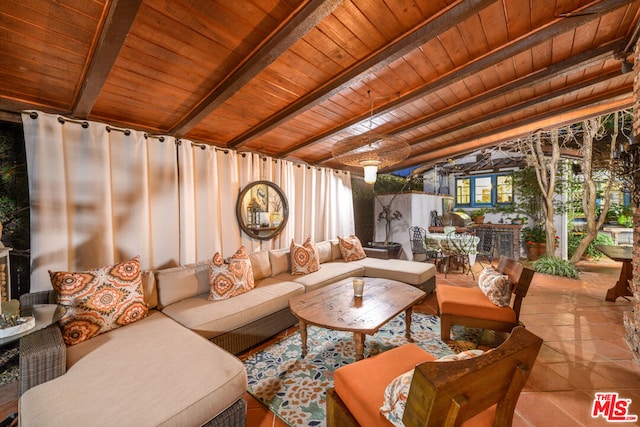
[23,111,354,291]
[23,112,180,291]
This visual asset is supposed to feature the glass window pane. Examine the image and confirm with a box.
[497,175,513,203]
[474,177,492,204]
[456,178,470,205]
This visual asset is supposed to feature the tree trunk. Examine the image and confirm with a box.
[568,116,616,263]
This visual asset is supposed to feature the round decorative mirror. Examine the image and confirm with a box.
[236,181,289,240]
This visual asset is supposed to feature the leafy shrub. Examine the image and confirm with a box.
[567,232,614,260]
[532,256,579,279]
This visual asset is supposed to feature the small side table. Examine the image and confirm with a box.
[0,304,65,347]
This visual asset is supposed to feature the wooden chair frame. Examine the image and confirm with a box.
[326,326,543,427]
[438,256,535,341]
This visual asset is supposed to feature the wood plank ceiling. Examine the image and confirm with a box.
[1,0,638,174]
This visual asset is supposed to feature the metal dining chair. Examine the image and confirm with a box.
[408,226,428,262]
[476,227,497,268]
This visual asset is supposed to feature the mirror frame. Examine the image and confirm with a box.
[236,180,289,240]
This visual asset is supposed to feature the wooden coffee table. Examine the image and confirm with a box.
[288,277,426,360]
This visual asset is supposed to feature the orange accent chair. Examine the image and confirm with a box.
[326,326,542,427]
[437,256,535,341]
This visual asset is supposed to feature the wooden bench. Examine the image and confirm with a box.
[437,256,535,341]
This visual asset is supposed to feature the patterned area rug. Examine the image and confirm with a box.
[243,312,482,427]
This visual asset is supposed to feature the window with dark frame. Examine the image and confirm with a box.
[455,173,513,208]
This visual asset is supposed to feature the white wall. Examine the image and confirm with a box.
[373,193,450,260]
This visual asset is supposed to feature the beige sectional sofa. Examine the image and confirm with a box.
[18,239,436,426]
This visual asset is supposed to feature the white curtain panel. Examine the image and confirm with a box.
[22,112,180,291]
[23,111,355,290]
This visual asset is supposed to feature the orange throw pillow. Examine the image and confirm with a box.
[209,246,255,300]
[50,256,148,346]
[290,237,320,275]
[338,235,366,262]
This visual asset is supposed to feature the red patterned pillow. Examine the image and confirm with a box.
[337,235,366,262]
[50,257,148,346]
[209,246,255,300]
[290,237,320,275]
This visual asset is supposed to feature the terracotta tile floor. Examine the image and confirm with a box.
[242,257,640,427]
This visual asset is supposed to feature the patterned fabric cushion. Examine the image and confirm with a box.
[50,256,148,346]
[337,235,366,262]
[380,349,485,426]
[290,237,320,275]
[478,267,512,307]
[208,246,255,300]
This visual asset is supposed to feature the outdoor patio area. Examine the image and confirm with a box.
[243,256,639,427]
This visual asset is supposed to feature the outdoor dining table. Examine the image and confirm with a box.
[425,232,480,266]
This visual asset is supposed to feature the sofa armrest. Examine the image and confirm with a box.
[19,324,66,396]
[19,290,56,307]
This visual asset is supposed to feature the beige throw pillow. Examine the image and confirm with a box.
[478,267,512,307]
[337,235,366,262]
[290,237,320,275]
[208,246,255,300]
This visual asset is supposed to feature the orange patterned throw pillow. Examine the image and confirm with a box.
[290,237,320,275]
[337,235,366,262]
[50,256,148,346]
[209,246,255,300]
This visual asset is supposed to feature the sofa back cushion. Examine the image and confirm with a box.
[330,240,342,260]
[141,271,158,310]
[316,241,333,264]
[155,260,212,309]
[249,250,272,281]
[269,248,290,276]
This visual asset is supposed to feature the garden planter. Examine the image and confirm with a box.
[473,216,485,224]
[527,242,546,260]
[368,242,402,259]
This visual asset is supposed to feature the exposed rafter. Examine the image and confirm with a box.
[170,0,343,137]
[73,0,143,118]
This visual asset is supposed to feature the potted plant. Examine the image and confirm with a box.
[468,208,487,224]
[521,225,552,260]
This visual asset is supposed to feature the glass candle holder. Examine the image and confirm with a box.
[352,278,365,297]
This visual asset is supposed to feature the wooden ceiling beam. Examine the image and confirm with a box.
[170,0,342,137]
[227,0,498,148]
[72,0,143,119]
[405,70,626,149]
[283,0,636,158]
[393,89,633,171]
[285,40,623,158]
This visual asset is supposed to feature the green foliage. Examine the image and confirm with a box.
[0,123,29,249]
[567,232,614,260]
[531,256,579,279]
[521,225,547,243]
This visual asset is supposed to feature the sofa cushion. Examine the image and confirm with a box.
[249,250,272,281]
[269,248,290,276]
[355,258,436,286]
[209,246,254,300]
[49,256,148,346]
[338,235,366,262]
[274,261,364,292]
[19,311,247,427]
[141,270,158,310]
[330,239,342,260]
[290,238,320,275]
[478,267,511,307]
[161,278,305,340]
[316,241,333,264]
[154,259,212,309]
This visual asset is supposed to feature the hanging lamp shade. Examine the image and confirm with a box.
[331,133,411,183]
